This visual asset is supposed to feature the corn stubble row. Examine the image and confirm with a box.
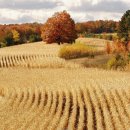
[0,42,75,68]
[0,54,82,68]
[0,42,81,69]
[0,68,130,130]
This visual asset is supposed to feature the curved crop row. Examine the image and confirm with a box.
[0,84,129,130]
[0,54,81,69]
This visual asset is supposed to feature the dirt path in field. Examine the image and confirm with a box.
[68,54,114,69]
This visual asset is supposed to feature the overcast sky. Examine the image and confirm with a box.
[0,0,130,24]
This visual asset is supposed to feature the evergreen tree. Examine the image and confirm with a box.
[118,10,130,45]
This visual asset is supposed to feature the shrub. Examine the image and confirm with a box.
[127,52,130,61]
[127,41,130,52]
[107,35,113,40]
[113,41,127,53]
[107,53,129,70]
[85,33,95,38]
[59,42,104,59]
[106,42,112,54]
[0,42,6,48]
[29,34,41,43]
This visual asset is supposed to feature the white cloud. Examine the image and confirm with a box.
[62,0,102,7]
[0,0,129,24]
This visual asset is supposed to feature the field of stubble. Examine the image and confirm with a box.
[0,39,130,130]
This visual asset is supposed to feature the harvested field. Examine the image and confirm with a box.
[0,68,130,130]
[0,39,129,130]
[0,42,81,68]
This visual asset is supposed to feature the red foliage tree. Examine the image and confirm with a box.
[41,11,77,44]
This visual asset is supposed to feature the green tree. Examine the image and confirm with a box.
[4,32,14,46]
[118,10,130,45]
[29,34,41,42]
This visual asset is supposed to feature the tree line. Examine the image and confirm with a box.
[0,20,118,47]
[76,20,119,34]
[0,23,42,47]
[0,10,130,47]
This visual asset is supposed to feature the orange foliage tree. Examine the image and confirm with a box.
[41,11,77,45]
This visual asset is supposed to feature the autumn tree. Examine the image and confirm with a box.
[118,10,130,46]
[75,23,86,34]
[12,30,20,43]
[41,11,77,45]
[0,30,5,43]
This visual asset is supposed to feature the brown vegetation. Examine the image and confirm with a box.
[41,11,77,44]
